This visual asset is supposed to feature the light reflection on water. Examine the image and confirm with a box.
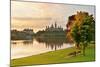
[11,38,74,59]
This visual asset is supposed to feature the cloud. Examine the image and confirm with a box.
[11,1,95,33]
[12,17,52,20]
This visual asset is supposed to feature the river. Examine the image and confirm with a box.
[11,38,74,59]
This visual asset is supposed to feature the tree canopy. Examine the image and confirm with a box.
[67,11,95,50]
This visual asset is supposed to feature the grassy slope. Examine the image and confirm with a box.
[11,44,95,66]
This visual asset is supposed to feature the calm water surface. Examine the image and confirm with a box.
[11,39,74,59]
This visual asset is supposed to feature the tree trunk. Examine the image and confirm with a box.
[76,43,80,49]
[83,45,86,56]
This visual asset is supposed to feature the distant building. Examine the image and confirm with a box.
[45,22,63,32]
[11,29,18,32]
[23,28,34,34]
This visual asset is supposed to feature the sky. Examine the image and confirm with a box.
[11,1,95,33]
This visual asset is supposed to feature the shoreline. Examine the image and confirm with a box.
[11,44,95,66]
[11,45,74,59]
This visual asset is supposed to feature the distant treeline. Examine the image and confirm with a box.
[11,29,34,40]
[11,29,67,40]
[35,30,67,38]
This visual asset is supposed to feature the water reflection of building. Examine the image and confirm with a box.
[45,42,63,51]
[45,22,63,31]
[23,40,33,45]
[35,37,68,51]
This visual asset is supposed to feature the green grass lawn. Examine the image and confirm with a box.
[11,44,95,67]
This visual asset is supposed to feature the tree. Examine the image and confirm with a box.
[71,24,81,49]
[79,15,95,56]
[67,11,90,47]
[67,11,95,56]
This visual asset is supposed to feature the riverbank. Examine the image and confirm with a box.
[11,44,95,66]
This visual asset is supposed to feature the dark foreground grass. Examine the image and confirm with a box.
[11,44,95,67]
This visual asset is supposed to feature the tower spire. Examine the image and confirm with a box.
[55,21,57,28]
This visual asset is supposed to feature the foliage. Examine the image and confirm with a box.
[70,13,95,46]
[80,15,95,43]
[69,12,95,55]
[71,24,81,48]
